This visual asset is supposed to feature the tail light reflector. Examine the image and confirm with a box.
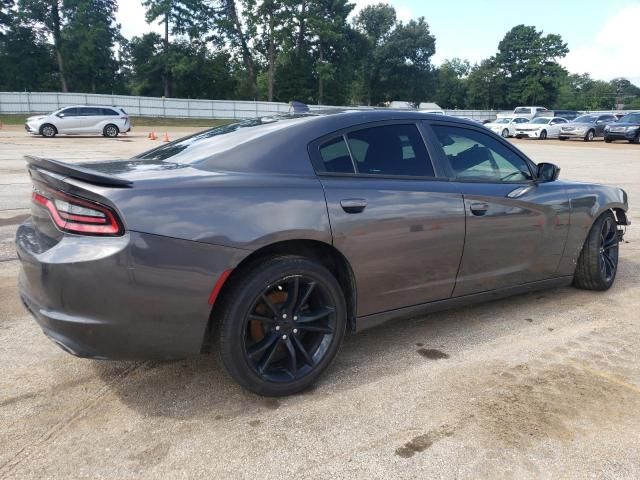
[32,187,123,236]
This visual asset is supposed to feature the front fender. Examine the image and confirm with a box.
[556,182,629,275]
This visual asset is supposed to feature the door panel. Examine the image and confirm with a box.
[453,182,570,296]
[426,122,571,297]
[321,177,466,316]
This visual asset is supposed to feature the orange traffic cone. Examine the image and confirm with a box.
[162,132,170,142]
[149,131,157,140]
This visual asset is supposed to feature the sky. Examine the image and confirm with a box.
[116,0,640,85]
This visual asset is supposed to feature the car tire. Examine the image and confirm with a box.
[39,124,57,138]
[573,211,619,291]
[501,129,509,138]
[559,137,568,141]
[584,130,595,142]
[605,138,612,143]
[630,133,640,144]
[103,124,119,138]
[218,255,347,396]
[539,130,547,140]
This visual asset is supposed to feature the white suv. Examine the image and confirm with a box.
[25,105,131,138]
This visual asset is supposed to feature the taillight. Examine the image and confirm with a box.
[32,187,123,236]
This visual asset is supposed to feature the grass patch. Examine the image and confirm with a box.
[0,113,234,128]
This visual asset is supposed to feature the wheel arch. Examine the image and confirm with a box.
[39,123,58,135]
[202,239,358,352]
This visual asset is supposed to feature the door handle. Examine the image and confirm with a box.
[469,202,489,215]
[340,198,367,214]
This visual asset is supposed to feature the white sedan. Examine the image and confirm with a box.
[484,117,530,137]
[514,117,569,140]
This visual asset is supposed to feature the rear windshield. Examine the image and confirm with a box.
[135,115,312,163]
[514,107,530,114]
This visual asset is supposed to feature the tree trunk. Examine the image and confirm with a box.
[296,1,307,54]
[318,42,324,105]
[51,3,68,92]
[163,13,170,97]
[224,0,256,99]
[268,11,274,102]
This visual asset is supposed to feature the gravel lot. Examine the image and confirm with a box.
[1,125,639,479]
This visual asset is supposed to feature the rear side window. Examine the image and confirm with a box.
[319,137,354,173]
[78,107,101,116]
[316,124,434,177]
[101,108,118,116]
[346,124,434,176]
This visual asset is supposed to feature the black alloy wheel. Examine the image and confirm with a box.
[243,275,336,383]
[598,215,619,283]
[218,256,346,396]
[539,130,547,140]
[574,211,620,291]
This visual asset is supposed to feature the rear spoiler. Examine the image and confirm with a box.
[25,155,133,188]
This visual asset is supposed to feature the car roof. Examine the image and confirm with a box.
[134,110,479,176]
[59,105,124,109]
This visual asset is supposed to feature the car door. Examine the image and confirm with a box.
[549,118,567,137]
[424,121,571,297]
[54,107,83,133]
[310,121,466,317]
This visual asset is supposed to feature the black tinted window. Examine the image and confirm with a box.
[101,108,118,116]
[319,137,354,173]
[432,125,532,182]
[60,108,79,116]
[80,107,101,116]
[345,124,434,177]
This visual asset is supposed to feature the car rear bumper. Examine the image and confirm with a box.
[16,221,247,360]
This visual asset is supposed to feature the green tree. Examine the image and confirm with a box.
[494,24,568,107]
[62,0,121,93]
[0,10,57,91]
[466,59,505,109]
[353,3,396,105]
[434,58,470,108]
[142,0,212,97]
[378,17,436,104]
[18,0,69,91]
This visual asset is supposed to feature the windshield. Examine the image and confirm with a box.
[620,113,640,123]
[514,107,529,114]
[574,115,597,123]
[493,118,510,124]
[531,118,550,124]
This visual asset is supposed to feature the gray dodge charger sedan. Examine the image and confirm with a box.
[16,110,630,396]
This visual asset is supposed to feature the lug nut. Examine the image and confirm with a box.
[282,313,287,319]
[275,325,281,331]
[293,316,298,321]
[293,328,298,334]
[282,334,287,340]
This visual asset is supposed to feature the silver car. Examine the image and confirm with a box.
[25,105,131,138]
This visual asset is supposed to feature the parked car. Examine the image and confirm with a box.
[25,105,131,138]
[389,101,416,110]
[514,117,569,140]
[17,111,630,396]
[484,117,530,137]
[553,110,580,121]
[604,112,640,144]
[512,106,551,120]
[558,114,617,141]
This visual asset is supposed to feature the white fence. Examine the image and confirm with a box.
[0,91,503,121]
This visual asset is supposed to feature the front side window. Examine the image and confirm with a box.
[432,125,533,183]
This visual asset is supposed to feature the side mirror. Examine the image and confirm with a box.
[57,113,65,118]
[537,162,560,182]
